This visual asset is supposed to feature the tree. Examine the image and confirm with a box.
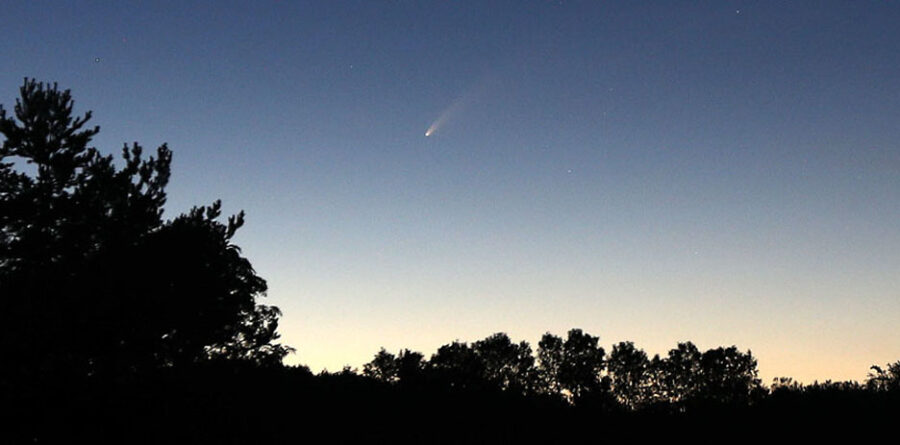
[472,332,536,395]
[205,302,292,368]
[866,361,900,392]
[536,333,565,396]
[644,354,669,408]
[428,341,486,391]
[0,79,289,383]
[694,346,761,406]
[607,341,651,409]
[537,329,606,403]
[363,348,425,386]
[395,349,426,386]
[658,341,702,406]
[363,348,400,383]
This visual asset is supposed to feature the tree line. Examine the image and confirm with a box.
[354,330,898,412]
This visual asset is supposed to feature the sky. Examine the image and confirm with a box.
[2,1,899,384]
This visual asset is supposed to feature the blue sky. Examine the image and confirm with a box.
[3,1,899,383]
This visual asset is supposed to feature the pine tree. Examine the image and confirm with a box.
[0,79,290,386]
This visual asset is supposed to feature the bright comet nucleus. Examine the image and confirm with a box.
[424,93,469,138]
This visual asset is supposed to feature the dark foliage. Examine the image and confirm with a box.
[536,329,608,403]
[867,360,900,392]
[0,79,290,389]
[7,333,897,444]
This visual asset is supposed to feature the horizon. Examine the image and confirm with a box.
[2,1,898,385]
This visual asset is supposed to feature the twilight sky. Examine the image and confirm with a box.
[3,1,899,383]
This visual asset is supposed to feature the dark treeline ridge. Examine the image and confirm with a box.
[5,334,900,444]
[2,79,899,443]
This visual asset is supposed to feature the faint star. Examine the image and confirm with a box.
[94,57,101,63]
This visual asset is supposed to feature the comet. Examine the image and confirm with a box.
[423,71,498,138]
[424,93,469,137]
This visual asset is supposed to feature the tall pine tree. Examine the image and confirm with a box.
[0,79,290,386]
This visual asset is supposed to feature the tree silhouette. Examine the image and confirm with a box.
[395,349,426,386]
[363,348,425,387]
[428,340,486,390]
[363,348,400,383]
[607,341,651,409]
[537,329,607,403]
[657,342,702,406]
[472,332,537,395]
[205,300,291,367]
[866,361,900,392]
[536,333,565,395]
[694,346,761,406]
[0,79,289,384]
[643,354,669,407]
